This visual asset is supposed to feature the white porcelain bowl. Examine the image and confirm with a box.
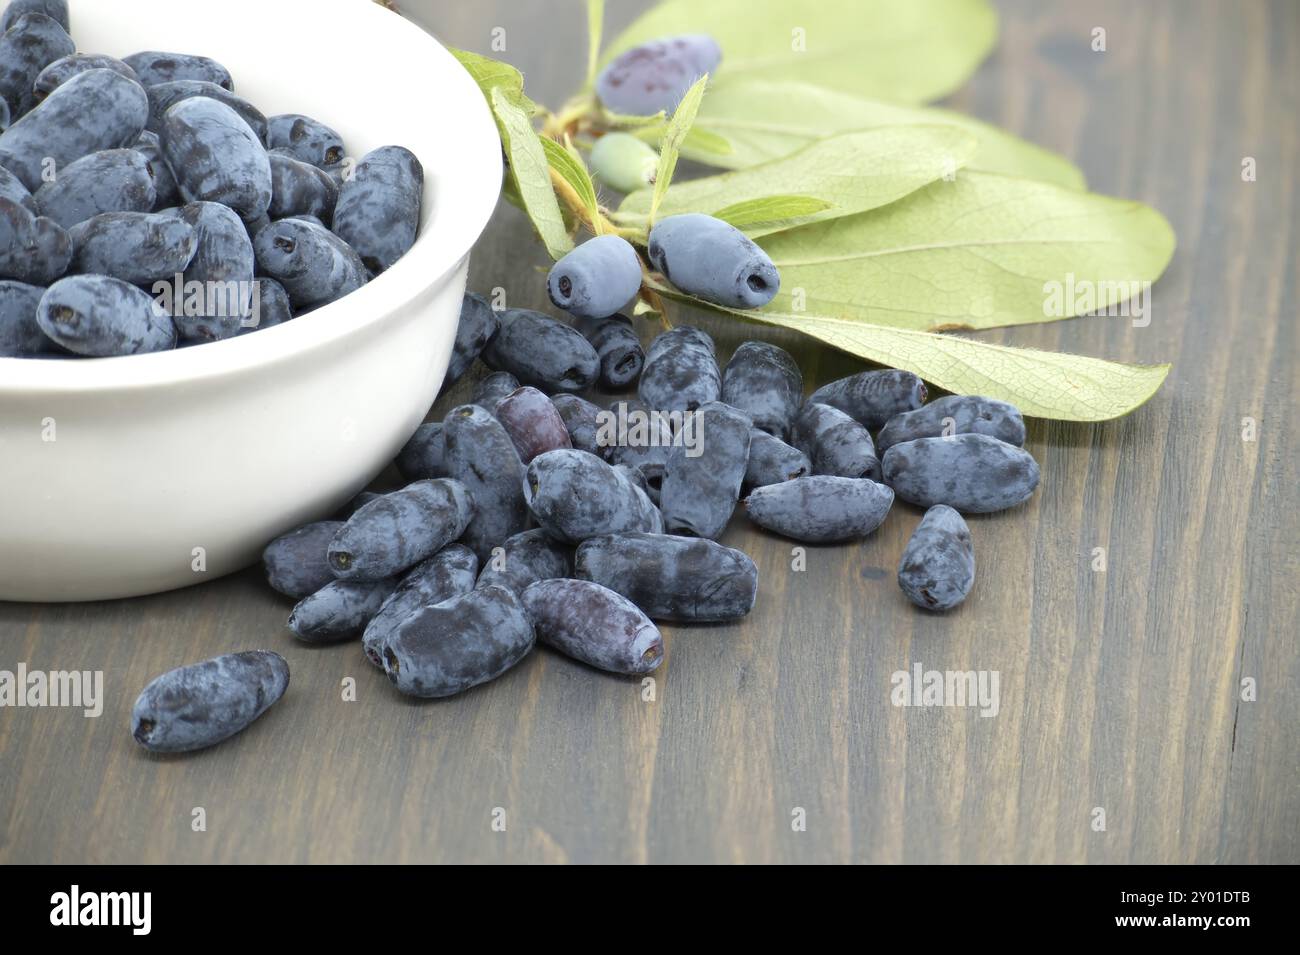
[0,0,502,601]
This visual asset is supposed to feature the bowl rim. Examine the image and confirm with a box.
[0,1,502,396]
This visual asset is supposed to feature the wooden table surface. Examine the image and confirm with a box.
[1,0,1295,865]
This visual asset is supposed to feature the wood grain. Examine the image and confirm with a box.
[0,0,1295,864]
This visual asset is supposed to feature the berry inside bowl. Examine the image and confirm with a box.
[0,0,501,601]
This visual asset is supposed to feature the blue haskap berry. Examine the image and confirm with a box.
[34,52,138,102]
[603,398,674,502]
[132,130,180,209]
[525,449,663,544]
[267,152,339,224]
[0,278,48,356]
[131,650,288,753]
[588,132,658,193]
[0,68,148,192]
[1,0,68,33]
[638,324,721,412]
[328,478,474,581]
[37,274,175,356]
[252,218,367,311]
[362,544,479,668]
[482,308,599,393]
[69,211,197,285]
[122,50,233,90]
[660,401,751,540]
[576,313,644,390]
[0,196,70,284]
[161,201,254,342]
[395,422,446,480]
[551,394,607,458]
[289,576,399,643]
[383,584,535,698]
[441,292,499,393]
[648,213,779,309]
[574,532,757,622]
[495,386,573,463]
[0,12,74,118]
[793,402,881,480]
[267,113,345,169]
[0,96,7,130]
[332,145,422,275]
[0,164,34,210]
[443,403,529,561]
[33,149,156,229]
[471,370,519,413]
[238,277,292,334]
[475,528,572,595]
[336,491,384,519]
[808,369,928,430]
[595,34,722,116]
[722,340,803,439]
[547,234,642,320]
[744,429,812,488]
[146,80,268,144]
[744,475,894,544]
[522,579,663,675]
[160,96,272,222]
[876,395,1026,453]
[261,520,344,599]
[898,505,975,611]
[881,434,1040,514]
[243,212,271,245]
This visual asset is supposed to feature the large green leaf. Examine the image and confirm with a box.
[712,195,833,230]
[601,0,998,105]
[686,79,1085,189]
[646,279,1169,421]
[489,87,573,260]
[620,126,978,237]
[450,47,535,114]
[753,170,1175,331]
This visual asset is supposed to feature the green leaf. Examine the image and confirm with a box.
[712,195,833,230]
[686,78,1085,189]
[540,136,601,229]
[632,124,733,156]
[602,0,998,105]
[489,87,573,260]
[755,170,1175,331]
[648,74,708,225]
[450,47,535,115]
[621,126,978,238]
[646,279,1169,421]
[585,0,604,90]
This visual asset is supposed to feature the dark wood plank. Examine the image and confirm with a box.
[0,0,1294,864]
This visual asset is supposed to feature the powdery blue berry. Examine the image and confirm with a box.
[69,211,195,286]
[547,234,642,320]
[382,584,535,699]
[576,313,645,390]
[595,34,722,116]
[744,429,812,488]
[876,395,1026,453]
[289,577,399,643]
[37,274,175,356]
[332,145,422,275]
[793,401,881,480]
[131,650,289,754]
[267,113,345,169]
[522,579,663,675]
[0,278,49,356]
[551,394,608,458]
[495,385,573,463]
[327,478,474,581]
[881,434,1040,514]
[252,218,367,311]
[0,11,74,118]
[722,340,803,439]
[482,308,600,393]
[362,544,479,668]
[0,68,149,192]
[808,369,928,430]
[395,422,446,480]
[474,528,573,595]
[647,213,779,309]
[574,532,757,623]
[166,201,254,342]
[261,520,344,599]
[34,52,138,102]
[441,292,499,393]
[744,475,894,544]
[898,505,975,611]
[0,195,70,284]
[443,403,529,561]
[524,448,663,544]
[160,96,272,222]
[1,1,69,34]
[471,370,519,414]
[638,324,721,412]
[659,400,752,540]
[122,50,233,90]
